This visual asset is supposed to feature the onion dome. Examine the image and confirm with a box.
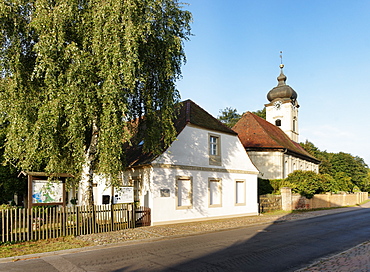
[267,64,297,102]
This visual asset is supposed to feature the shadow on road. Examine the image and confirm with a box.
[101,205,370,272]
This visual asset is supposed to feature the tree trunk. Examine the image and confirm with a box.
[79,120,99,206]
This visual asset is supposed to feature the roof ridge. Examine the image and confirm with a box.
[248,113,319,161]
[248,112,285,148]
[186,100,237,135]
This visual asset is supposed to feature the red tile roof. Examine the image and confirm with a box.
[233,112,320,163]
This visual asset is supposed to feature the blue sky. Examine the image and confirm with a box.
[176,0,370,165]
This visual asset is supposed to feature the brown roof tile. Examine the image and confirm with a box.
[126,100,236,167]
[174,100,237,135]
[233,112,320,163]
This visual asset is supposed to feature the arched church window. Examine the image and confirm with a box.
[293,118,297,132]
[275,119,281,126]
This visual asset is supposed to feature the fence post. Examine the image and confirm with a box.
[92,205,96,233]
[28,208,33,241]
[281,187,292,211]
[111,204,114,231]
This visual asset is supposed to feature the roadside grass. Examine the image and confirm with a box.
[0,236,93,259]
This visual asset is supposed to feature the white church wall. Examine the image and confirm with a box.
[266,101,298,142]
[248,151,320,180]
[247,151,284,180]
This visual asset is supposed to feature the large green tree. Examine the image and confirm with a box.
[0,0,191,205]
[217,107,266,128]
[300,140,369,192]
[218,107,241,128]
[0,124,26,205]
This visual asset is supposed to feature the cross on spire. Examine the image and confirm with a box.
[279,51,284,69]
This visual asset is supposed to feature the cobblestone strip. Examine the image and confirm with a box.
[296,241,370,272]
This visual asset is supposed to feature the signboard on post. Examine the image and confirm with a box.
[113,187,134,204]
[32,180,63,204]
[20,171,73,208]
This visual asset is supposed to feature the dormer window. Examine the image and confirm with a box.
[275,119,281,126]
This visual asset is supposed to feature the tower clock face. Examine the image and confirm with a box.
[273,100,282,110]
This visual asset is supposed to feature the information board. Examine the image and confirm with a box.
[32,179,63,204]
[113,187,134,204]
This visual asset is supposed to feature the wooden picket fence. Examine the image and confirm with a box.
[0,204,151,243]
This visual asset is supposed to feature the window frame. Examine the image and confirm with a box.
[208,178,222,208]
[209,133,221,166]
[176,176,193,210]
[235,180,246,206]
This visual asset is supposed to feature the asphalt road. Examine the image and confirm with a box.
[1,207,370,272]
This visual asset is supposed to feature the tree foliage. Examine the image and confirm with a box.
[252,107,266,119]
[0,0,192,203]
[300,140,369,192]
[217,107,266,128]
[0,110,26,205]
[217,107,241,128]
[284,170,356,198]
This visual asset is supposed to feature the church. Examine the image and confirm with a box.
[233,63,320,180]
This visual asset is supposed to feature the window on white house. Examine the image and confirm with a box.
[275,119,281,126]
[209,134,221,166]
[176,177,192,209]
[235,180,246,205]
[209,179,222,207]
[210,136,218,155]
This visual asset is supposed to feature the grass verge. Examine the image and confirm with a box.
[0,236,93,259]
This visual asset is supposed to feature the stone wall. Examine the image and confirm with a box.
[259,189,368,213]
[259,194,282,213]
[284,188,368,211]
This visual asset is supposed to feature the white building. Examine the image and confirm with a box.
[93,100,259,225]
[233,65,320,180]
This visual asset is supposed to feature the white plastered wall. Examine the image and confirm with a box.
[248,151,284,180]
[266,102,299,142]
[248,150,319,180]
[124,124,259,224]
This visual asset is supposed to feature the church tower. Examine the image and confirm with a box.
[265,62,299,142]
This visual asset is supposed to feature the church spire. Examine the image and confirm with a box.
[265,52,299,142]
[266,53,297,103]
[277,51,287,86]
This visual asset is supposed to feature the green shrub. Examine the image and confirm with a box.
[0,203,17,210]
[285,170,321,199]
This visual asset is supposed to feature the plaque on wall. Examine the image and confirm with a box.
[160,189,170,197]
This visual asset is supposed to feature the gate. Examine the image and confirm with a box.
[135,206,151,227]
